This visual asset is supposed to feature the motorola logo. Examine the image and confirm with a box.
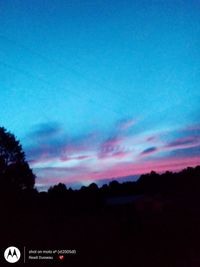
[4,247,21,263]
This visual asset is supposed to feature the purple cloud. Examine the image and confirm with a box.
[141,146,158,156]
[24,119,200,190]
[182,123,200,132]
[166,136,200,148]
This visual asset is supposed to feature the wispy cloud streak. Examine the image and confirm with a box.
[24,121,200,189]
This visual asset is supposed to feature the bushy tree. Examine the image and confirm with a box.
[0,127,35,191]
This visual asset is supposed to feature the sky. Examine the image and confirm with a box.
[0,0,200,190]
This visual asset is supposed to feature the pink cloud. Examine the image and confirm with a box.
[60,154,92,162]
[99,137,125,158]
[35,155,200,188]
[30,153,94,168]
[140,135,200,159]
[101,137,123,148]
[28,120,200,190]
[111,151,131,159]
[118,118,137,130]
[166,135,200,150]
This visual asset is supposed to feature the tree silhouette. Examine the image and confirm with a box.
[48,183,67,195]
[0,127,35,192]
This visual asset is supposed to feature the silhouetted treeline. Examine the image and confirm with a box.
[1,165,200,216]
[48,165,200,199]
[1,166,200,267]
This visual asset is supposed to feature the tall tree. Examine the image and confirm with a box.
[0,127,35,191]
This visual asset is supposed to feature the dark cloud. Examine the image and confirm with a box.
[141,147,157,155]
[146,135,157,142]
[29,122,62,140]
[170,145,200,158]
[25,122,100,164]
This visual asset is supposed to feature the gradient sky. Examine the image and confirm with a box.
[0,0,200,190]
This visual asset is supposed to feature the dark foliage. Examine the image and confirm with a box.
[1,165,200,267]
[0,127,35,192]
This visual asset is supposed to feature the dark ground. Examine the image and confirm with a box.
[1,193,200,267]
[1,166,200,266]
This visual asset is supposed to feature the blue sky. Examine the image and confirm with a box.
[0,0,200,190]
